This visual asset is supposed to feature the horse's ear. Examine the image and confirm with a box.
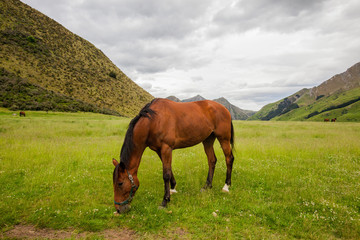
[112,158,119,166]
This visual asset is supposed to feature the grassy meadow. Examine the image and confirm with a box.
[0,109,359,239]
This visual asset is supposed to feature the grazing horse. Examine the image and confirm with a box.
[19,111,26,117]
[331,118,337,122]
[112,98,234,213]
[324,118,329,122]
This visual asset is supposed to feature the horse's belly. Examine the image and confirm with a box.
[174,138,202,149]
[174,126,213,149]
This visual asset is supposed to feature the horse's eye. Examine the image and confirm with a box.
[118,182,123,188]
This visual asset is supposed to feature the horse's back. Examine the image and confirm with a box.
[152,98,231,124]
[146,99,231,149]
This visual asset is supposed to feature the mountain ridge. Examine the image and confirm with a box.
[166,95,256,120]
[250,62,360,121]
[310,62,360,98]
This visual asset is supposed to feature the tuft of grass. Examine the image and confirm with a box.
[1,110,360,239]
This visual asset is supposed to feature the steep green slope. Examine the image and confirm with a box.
[0,0,153,116]
[0,68,121,115]
[249,62,360,122]
[249,88,308,121]
[274,87,360,121]
[247,101,278,120]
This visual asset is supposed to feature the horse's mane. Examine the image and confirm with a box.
[120,99,157,168]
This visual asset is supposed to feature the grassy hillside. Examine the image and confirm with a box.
[249,88,309,121]
[250,63,360,122]
[0,0,153,116]
[248,100,281,121]
[1,110,359,239]
[0,68,122,115]
[274,87,360,121]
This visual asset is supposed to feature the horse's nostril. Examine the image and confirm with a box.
[115,204,131,214]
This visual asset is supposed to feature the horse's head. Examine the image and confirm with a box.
[112,158,139,214]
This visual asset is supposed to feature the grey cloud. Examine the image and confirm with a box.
[75,0,214,74]
[139,82,152,90]
[236,82,248,88]
[79,0,210,40]
[182,87,200,94]
[211,0,326,34]
[191,76,204,82]
[229,86,299,103]
[148,85,168,96]
[271,80,309,88]
[107,39,211,74]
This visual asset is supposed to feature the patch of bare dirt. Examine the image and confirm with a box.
[1,225,137,240]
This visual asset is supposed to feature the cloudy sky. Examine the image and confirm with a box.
[21,0,360,110]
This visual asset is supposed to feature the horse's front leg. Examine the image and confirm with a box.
[160,144,173,207]
[156,149,177,197]
[169,171,177,195]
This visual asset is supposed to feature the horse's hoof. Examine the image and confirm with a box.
[158,205,166,210]
[170,189,178,195]
[160,199,169,208]
[222,184,230,193]
[201,184,212,192]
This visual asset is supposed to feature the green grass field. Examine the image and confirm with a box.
[1,109,359,239]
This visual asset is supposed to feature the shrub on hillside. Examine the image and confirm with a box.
[0,68,122,116]
[109,71,116,79]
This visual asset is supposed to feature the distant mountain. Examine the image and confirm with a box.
[249,62,360,121]
[310,62,360,98]
[166,96,181,102]
[213,97,254,120]
[166,95,256,120]
[0,0,153,117]
[182,95,206,102]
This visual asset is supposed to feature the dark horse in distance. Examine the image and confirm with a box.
[112,98,235,213]
[19,111,26,117]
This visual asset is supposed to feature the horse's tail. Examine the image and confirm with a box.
[230,121,234,150]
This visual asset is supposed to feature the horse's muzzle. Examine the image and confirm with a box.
[115,204,131,214]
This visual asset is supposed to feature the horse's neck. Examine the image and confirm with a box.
[128,119,150,174]
[127,146,146,175]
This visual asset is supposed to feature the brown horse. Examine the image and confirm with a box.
[19,111,26,117]
[324,118,329,122]
[112,98,234,213]
[331,118,337,122]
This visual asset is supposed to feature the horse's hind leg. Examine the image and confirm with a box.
[202,133,217,190]
[218,139,234,192]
